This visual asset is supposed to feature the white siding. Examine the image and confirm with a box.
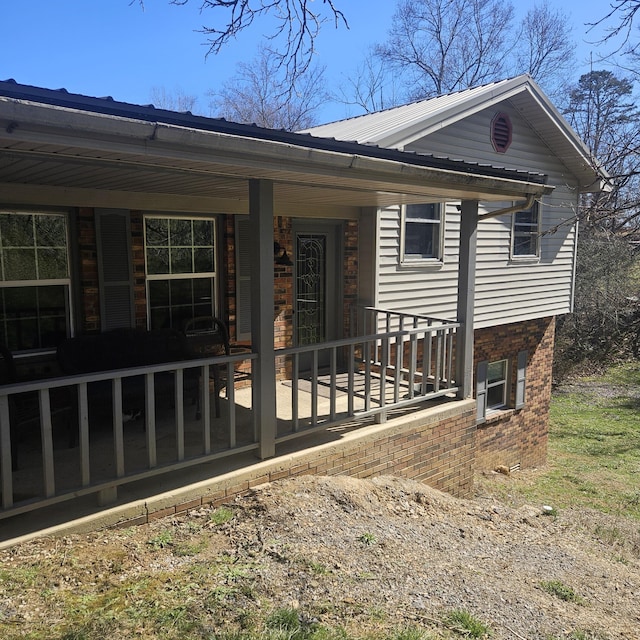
[376,101,579,329]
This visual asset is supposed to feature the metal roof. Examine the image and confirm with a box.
[302,75,608,193]
[0,79,554,215]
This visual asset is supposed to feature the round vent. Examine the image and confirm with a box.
[491,112,512,153]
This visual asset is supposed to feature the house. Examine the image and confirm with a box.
[0,76,606,538]
[303,74,610,471]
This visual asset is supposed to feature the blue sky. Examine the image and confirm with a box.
[0,0,620,123]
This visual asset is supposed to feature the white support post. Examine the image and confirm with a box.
[456,200,479,399]
[249,179,277,459]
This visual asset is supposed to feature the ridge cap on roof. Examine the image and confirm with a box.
[305,75,531,130]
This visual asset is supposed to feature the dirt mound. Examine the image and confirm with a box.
[1,475,639,638]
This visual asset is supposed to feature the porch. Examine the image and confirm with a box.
[0,80,556,541]
[1,308,460,529]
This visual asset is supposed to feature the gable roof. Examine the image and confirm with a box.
[303,75,609,193]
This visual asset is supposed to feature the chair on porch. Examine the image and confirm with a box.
[0,344,72,470]
[1,344,74,470]
[183,316,231,419]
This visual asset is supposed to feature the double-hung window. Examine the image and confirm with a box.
[512,202,540,258]
[401,203,443,262]
[144,216,216,331]
[0,211,71,352]
[486,360,508,410]
[476,351,528,423]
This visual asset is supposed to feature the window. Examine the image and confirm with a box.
[476,351,528,423]
[486,360,508,410]
[476,358,508,423]
[144,216,216,331]
[512,203,540,258]
[401,203,443,262]
[0,211,71,352]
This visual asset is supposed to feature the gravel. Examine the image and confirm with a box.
[1,474,639,639]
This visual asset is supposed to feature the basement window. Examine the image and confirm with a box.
[476,351,528,423]
[476,359,508,423]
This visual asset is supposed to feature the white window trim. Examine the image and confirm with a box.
[510,201,541,261]
[143,214,218,330]
[477,352,528,423]
[486,359,509,412]
[0,210,73,354]
[400,202,445,265]
[476,357,510,424]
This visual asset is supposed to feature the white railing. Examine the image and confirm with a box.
[1,308,459,521]
[276,310,459,442]
[0,352,256,519]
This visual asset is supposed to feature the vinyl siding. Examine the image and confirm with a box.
[376,101,579,329]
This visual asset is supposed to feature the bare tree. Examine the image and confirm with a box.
[135,0,348,79]
[209,45,329,130]
[514,1,575,100]
[369,0,575,104]
[375,0,515,100]
[149,86,200,113]
[591,0,640,55]
[336,48,403,114]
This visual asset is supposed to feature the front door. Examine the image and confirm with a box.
[293,221,342,371]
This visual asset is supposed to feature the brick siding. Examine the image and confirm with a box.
[114,399,477,530]
[473,316,555,471]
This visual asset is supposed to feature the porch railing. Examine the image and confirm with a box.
[1,309,459,522]
[276,308,459,442]
[0,351,256,519]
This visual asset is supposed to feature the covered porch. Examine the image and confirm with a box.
[0,81,552,529]
[2,306,460,517]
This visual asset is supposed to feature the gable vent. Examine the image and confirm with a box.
[491,112,512,153]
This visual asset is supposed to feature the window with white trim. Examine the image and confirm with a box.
[511,202,541,258]
[401,203,443,262]
[476,352,528,423]
[144,216,216,331]
[486,360,508,410]
[0,211,71,352]
[476,358,508,423]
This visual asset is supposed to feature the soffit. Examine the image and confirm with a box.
[0,89,553,214]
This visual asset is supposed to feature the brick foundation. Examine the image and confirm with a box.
[473,316,555,471]
[111,399,476,530]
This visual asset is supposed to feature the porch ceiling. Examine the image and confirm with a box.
[0,90,554,216]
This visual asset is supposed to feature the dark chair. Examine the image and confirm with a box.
[2,344,74,470]
[183,317,231,419]
[0,344,47,470]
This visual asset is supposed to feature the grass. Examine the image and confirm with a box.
[539,580,585,605]
[479,362,640,521]
[358,532,377,546]
[443,609,492,638]
[2,364,639,640]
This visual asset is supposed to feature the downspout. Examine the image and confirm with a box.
[478,194,537,220]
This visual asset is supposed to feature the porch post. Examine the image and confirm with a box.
[456,199,479,399]
[249,179,277,459]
